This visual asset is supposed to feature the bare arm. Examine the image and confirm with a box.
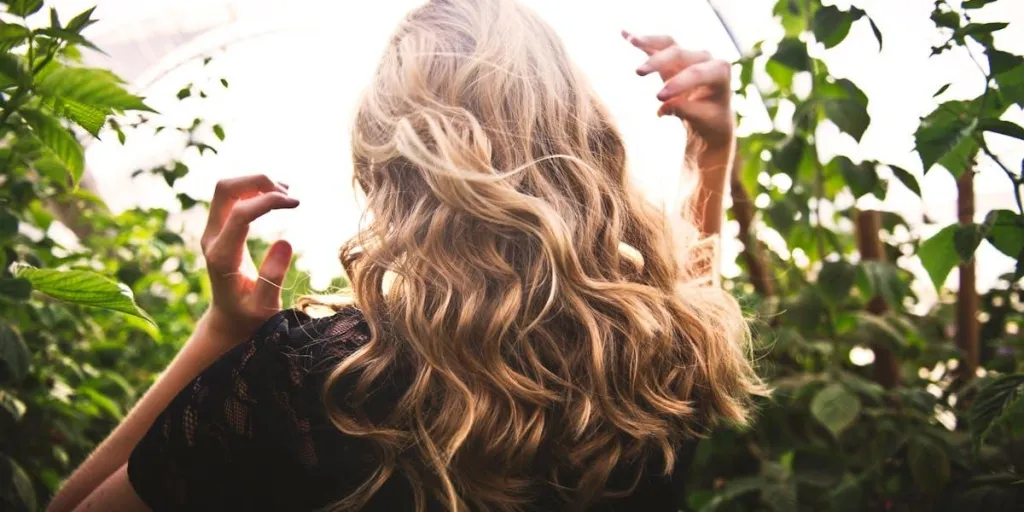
[48,175,298,511]
[688,140,734,237]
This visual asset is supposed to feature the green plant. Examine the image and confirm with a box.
[687,0,1024,510]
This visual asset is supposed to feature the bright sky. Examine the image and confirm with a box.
[56,0,1022,299]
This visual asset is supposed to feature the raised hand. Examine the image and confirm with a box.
[623,31,735,152]
[200,174,299,341]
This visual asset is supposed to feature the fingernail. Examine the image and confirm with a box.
[636,64,651,75]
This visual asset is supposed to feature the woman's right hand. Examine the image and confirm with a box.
[200,174,299,342]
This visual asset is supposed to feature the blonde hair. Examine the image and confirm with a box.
[317,0,762,509]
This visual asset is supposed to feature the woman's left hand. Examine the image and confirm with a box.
[623,31,735,153]
[200,174,300,342]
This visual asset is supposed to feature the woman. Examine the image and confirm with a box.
[50,0,761,510]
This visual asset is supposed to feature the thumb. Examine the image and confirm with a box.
[252,240,293,310]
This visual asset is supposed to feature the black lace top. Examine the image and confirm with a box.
[127,308,695,511]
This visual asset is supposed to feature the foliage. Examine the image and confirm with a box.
[687,0,1024,510]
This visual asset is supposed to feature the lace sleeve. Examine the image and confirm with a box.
[126,308,373,511]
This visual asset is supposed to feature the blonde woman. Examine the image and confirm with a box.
[51,0,761,510]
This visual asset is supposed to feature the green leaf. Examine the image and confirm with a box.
[79,387,123,420]
[771,37,809,71]
[176,86,191,100]
[772,0,805,37]
[810,384,861,438]
[812,6,854,49]
[818,261,857,304]
[835,157,878,198]
[21,109,85,185]
[988,49,1024,108]
[821,79,871,142]
[914,101,979,177]
[908,436,950,492]
[0,53,30,86]
[42,96,107,137]
[220,77,229,88]
[0,389,26,421]
[970,374,1024,451]
[953,223,984,261]
[772,136,805,176]
[984,209,1024,259]
[933,83,950,97]
[959,22,1008,45]
[35,66,154,113]
[889,165,921,197]
[0,21,29,50]
[65,6,98,33]
[930,9,960,29]
[919,224,958,291]
[12,265,154,324]
[213,124,225,141]
[49,6,60,28]
[856,261,907,307]
[867,15,883,51]
[0,323,29,384]
[0,278,32,300]
[0,454,36,512]
[978,118,1024,141]
[0,208,17,238]
[3,0,43,16]
[962,0,997,7]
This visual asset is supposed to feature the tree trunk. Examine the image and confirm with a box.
[854,210,901,388]
[956,171,979,380]
[730,154,774,297]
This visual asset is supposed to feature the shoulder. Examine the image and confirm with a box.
[246,306,371,375]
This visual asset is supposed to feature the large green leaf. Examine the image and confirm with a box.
[771,37,809,72]
[919,224,959,292]
[12,265,154,324]
[21,109,84,184]
[0,323,29,384]
[908,436,950,492]
[0,21,29,51]
[42,96,107,137]
[820,79,870,142]
[834,157,878,198]
[812,6,858,49]
[810,384,861,437]
[914,101,979,177]
[3,0,42,16]
[988,48,1024,108]
[35,65,154,113]
[969,374,1024,451]
[978,118,1024,141]
[953,223,984,261]
[984,209,1024,259]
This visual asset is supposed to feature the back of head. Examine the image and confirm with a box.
[326,0,762,509]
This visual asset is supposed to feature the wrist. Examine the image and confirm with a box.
[199,307,250,346]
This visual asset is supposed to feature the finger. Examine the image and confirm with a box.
[207,192,300,270]
[252,240,293,309]
[656,60,731,102]
[205,175,287,239]
[622,30,675,56]
[637,46,712,77]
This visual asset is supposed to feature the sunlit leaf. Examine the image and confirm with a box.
[21,109,84,184]
[918,224,959,291]
[12,264,154,324]
[35,65,154,113]
[42,96,107,136]
[3,0,43,16]
[810,384,861,437]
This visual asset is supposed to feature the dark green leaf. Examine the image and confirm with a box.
[0,53,29,86]
[21,109,85,184]
[970,374,1024,451]
[213,124,225,141]
[959,22,1008,44]
[812,6,853,49]
[933,83,950,97]
[12,264,154,323]
[835,157,878,198]
[35,65,154,113]
[3,0,42,16]
[66,6,98,33]
[988,49,1024,108]
[773,136,805,176]
[0,21,29,50]
[0,323,29,384]
[919,224,958,291]
[984,209,1024,259]
[908,436,950,492]
[962,0,997,7]
[889,165,921,197]
[0,454,36,512]
[856,262,907,307]
[0,278,32,300]
[821,79,870,141]
[953,223,984,261]
[0,208,17,238]
[978,118,1024,141]
[810,384,861,437]
[930,9,960,29]
[867,16,883,51]
[49,6,60,28]
[914,101,979,177]
[220,77,229,88]
[176,87,191,100]
[771,38,809,71]
[818,260,856,303]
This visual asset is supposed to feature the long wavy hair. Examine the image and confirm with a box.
[316,0,762,509]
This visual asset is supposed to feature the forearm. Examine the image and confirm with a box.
[47,311,240,512]
[687,140,734,237]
